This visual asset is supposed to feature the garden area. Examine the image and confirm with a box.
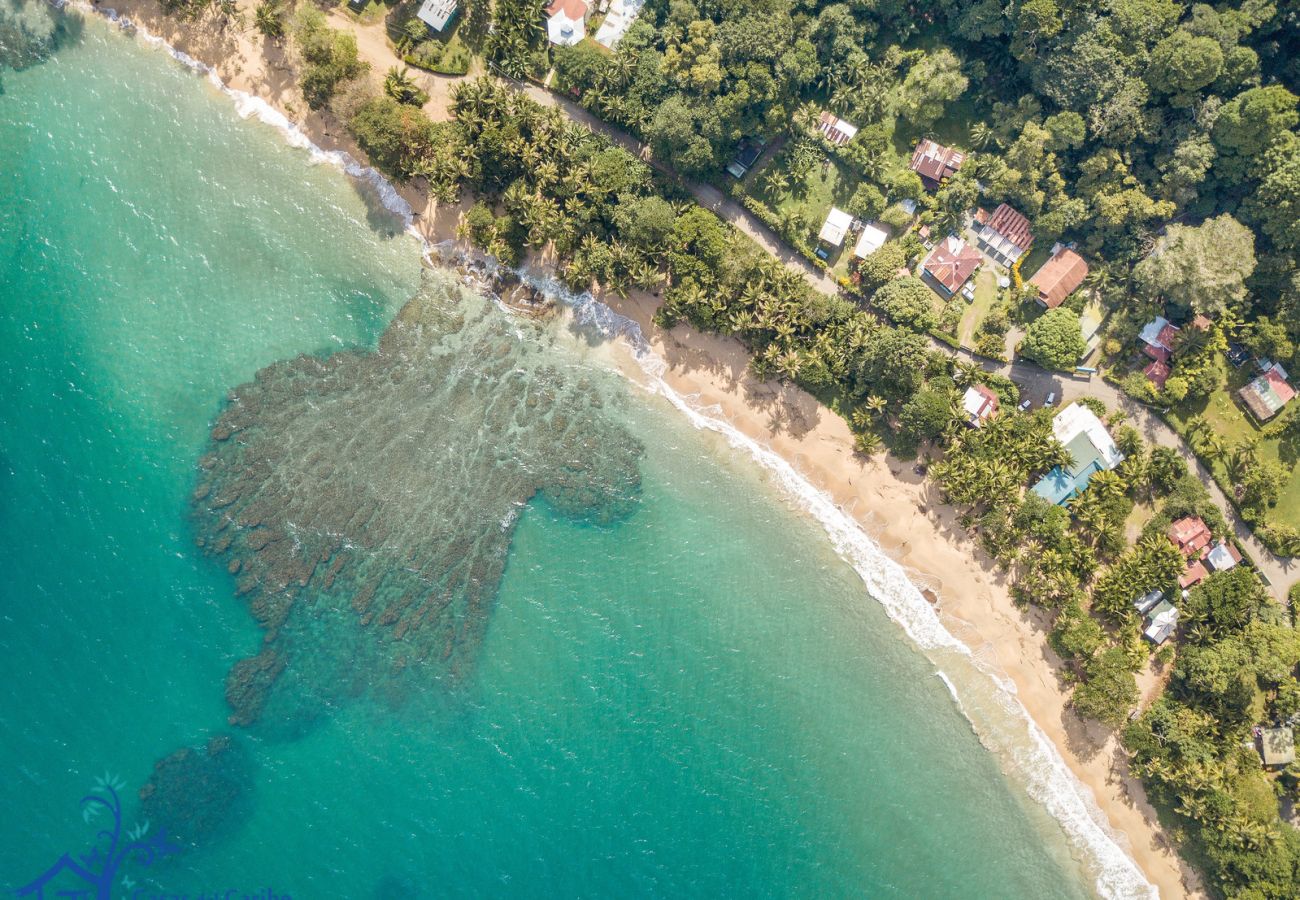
[1166,360,1300,541]
[386,2,475,76]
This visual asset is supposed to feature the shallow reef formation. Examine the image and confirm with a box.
[138,734,254,848]
[0,0,83,77]
[192,275,642,729]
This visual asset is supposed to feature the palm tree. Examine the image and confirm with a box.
[969,121,997,149]
[864,395,888,417]
[854,430,884,455]
[763,169,789,198]
[384,67,421,106]
[951,360,981,387]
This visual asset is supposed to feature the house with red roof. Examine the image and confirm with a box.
[909,139,965,190]
[1028,247,1088,309]
[1238,362,1296,422]
[920,236,982,297]
[1169,515,1242,589]
[1169,516,1213,558]
[546,0,589,45]
[1139,316,1180,364]
[1144,360,1171,390]
[962,385,999,427]
[974,203,1033,266]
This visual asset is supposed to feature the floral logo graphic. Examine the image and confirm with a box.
[17,773,178,899]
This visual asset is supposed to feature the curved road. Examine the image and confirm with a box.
[515,82,1294,597]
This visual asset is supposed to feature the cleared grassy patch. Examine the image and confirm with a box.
[1166,358,1300,531]
[958,267,998,348]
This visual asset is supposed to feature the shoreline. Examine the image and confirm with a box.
[71,2,1199,896]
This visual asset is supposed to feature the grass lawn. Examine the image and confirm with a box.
[750,150,862,248]
[1019,242,1054,280]
[1166,358,1300,530]
[958,268,998,348]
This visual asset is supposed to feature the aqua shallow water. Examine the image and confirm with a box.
[2,8,1104,898]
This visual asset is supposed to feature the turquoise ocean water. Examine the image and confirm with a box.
[2,7,1126,898]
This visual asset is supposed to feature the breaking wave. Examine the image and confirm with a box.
[74,5,1158,896]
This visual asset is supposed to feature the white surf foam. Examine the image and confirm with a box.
[530,274,1159,900]
[80,2,416,227]
[75,8,1159,896]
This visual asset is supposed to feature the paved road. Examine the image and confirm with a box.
[516,82,1295,598]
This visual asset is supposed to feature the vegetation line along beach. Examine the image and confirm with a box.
[62,0,1300,896]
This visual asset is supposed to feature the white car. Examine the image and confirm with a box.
[1045,392,1056,406]
[1018,399,1032,411]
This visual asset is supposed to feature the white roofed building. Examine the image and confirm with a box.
[853,223,888,259]
[416,0,458,31]
[593,0,643,49]
[546,0,590,46]
[962,385,999,427]
[818,207,852,247]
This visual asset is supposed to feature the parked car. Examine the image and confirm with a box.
[1018,399,1032,411]
[1045,392,1056,406]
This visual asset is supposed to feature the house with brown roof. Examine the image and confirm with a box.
[1028,247,1088,309]
[818,111,859,146]
[909,139,965,190]
[974,203,1033,267]
[920,236,982,297]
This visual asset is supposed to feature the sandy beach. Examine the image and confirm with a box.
[79,1,1200,895]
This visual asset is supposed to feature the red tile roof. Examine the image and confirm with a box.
[547,0,588,18]
[909,139,965,187]
[1029,248,1088,308]
[1169,516,1212,557]
[1144,360,1171,389]
[1180,561,1210,589]
[983,203,1034,253]
[1142,343,1172,363]
[921,237,982,295]
[1267,367,1296,405]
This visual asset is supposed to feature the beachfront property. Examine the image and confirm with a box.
[415,0,458,31]
[1031,403,1124,506]
[962,384,999,428]
[973,203,1033,267]
[920,236,981,297]
[817,111,858,146]
[1238,361,1296,422]
[909,139,964,191]
[546,0,590,45]
[1259,726,1296,768]
[852,223,888,259]
[818,207,853,249]
[1028,246,1088,309]
[593,0,642,49]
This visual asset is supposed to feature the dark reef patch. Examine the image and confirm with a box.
[138,734,254,849]
[192,276,642,729]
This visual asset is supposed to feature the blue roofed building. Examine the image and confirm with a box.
[1032,403,1124,506]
